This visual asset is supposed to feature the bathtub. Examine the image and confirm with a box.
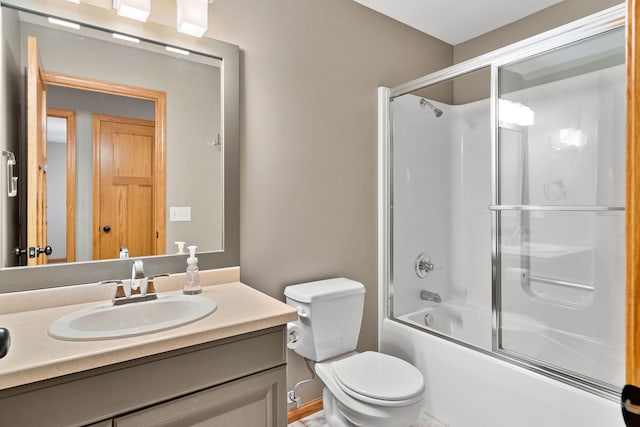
[397,303,492,350]
[396,303,624,387]
[380,314,624,427]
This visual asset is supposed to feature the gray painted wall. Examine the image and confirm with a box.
[45,141,66,260]
[208,0,453,404]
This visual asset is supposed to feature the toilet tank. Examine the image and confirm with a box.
[284,278,365,362]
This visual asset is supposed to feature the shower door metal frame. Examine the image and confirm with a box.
[379,3,626,401]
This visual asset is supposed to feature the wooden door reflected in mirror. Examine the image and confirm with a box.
[46,109,76,264]
[93,114,164,260]
[26,36,47,266]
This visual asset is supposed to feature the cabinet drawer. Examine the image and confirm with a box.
[115,366,286,427]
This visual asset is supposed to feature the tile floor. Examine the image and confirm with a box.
[288,410,447,427]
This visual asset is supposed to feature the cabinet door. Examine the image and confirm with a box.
[114,367,286,427]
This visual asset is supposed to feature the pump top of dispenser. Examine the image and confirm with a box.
[187,245,198,264]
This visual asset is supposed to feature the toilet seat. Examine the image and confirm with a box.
[329,352,425,407]
[316,352,425,427]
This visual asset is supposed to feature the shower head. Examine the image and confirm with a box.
[420,98,443,117]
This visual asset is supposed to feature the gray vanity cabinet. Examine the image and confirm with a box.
[0,327,288,427]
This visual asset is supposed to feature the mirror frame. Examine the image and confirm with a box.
[0,0,239,292]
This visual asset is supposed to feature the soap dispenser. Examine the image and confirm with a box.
[183,245,202,295]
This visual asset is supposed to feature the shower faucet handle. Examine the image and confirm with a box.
[419,259,435,272]
[415,253,435,278]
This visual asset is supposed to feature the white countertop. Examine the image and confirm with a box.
[0,267,297,390]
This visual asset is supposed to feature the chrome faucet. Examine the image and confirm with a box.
[131,259,147,295]
[100,260,169,305]
[420,289,442,303]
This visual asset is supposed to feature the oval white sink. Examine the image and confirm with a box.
[48,295,216,341]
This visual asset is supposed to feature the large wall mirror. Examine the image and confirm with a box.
[0,0,239,291]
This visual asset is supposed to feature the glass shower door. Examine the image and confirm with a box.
[389,68,493,351]
[495,27,625,390]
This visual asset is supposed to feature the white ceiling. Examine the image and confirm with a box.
[353,0,564,45]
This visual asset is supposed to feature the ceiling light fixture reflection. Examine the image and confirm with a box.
[165,46,190,55]
[48,17,80,30]
[498,99,535,127]
[177,0,208,38]
[551,128,588,150]
[112,33,140,43]
[66,0,80,4]
[113,0,150,23]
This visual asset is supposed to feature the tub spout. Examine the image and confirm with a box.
[420,290,442,303]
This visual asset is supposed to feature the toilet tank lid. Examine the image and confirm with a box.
[284,278,365,303]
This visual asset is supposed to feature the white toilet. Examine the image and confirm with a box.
[285,278,425,427]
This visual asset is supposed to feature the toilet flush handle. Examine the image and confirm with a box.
[296,306,309,319]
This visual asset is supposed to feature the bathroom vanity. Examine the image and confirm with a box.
[0,268,297,426]
[0,2,270,424]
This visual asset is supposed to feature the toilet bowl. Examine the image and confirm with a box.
[316,352,425,427]
[284,278,426,427]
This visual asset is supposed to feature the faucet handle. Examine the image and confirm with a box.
[99,279,123,285]
[415,253,435,278]
[99,280,130,299]
[145,273,170,294]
